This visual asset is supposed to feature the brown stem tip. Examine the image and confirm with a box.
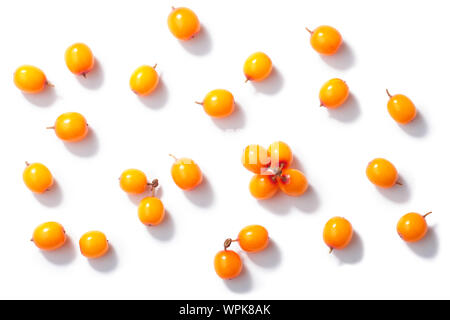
[169,154,178,161]
[224,238,233,250]
[329,247,334,254]
[305,27,313,35]
[423,211,432,218]
[194,101,204,106]
[386,89,392,98]
[46,126,55,130]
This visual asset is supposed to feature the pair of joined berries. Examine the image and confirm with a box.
[32,222,109,259]
[241,141,308,200]
[214,225,269,280]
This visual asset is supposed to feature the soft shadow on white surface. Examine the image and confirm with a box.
[33,180,63,207]
[212,103,246,130]
[399,111,429,138]
[42,236,76,265]
[376,177,411,203]
[76,59,104,90]
[138,78,169,110]
[320,42,356,70]
[88,245,119,273]
[327,93,361,123]
[180,26,213,56]
[251,67,284,95]
[126,185,164,206]
[224,264,252,293]
[146,210,175,241]
[258,185,321,214]
[64,129,99,157]
[22,87,57,107]
[333,231,364,265]
[407,226,439,259]
[184,176,215,207]
[247,240,282,269]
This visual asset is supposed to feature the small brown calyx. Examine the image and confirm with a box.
[224,238,233,250]
[46,81,55,88]
[423,211,432,218]
[25,161,30,167]
[81,72,87,78]
[395,180,403,186]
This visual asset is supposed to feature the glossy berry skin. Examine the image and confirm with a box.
[366,158,398,188]
[323,217,353,250]
[79,231,109,259]
[120,169,148,194]
[387,91,417,124]
[309,25,342,55]
[241,144,270,174]
[238,225,269,253]
[397,212,428,243]
[65,43,95,76]
[167,7,200,40]
[32,222,66,251]
[319,78,349,109]
[130,65,159,96]
[214,250,242,279]
[138,197,165,226]
[171,157,203,190]
[278,168,308,197]
[243,52,272,82]
[52,112,88,142]
[201,89,235,118]
[14,65,48,94]
[267,141,293,169]
[23,162,53,193]
[249,174,278,200]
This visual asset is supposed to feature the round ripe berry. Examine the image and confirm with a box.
[267,141,293,169]
[249,174,278,200]
[49,112,88,142]
[138,197,165,226]
[65,43,95,76]
[167,7,200,40]
[238,225,269,253]
[366,158,398,188]
[397,212,431,243]
[243,52,272,82]
[130,65,159,96]
[32,222,66,251]
[14,65,49,94]
[23,162,53,193]
[197,89,235,118]
[79,231,109,259]
[277,168,308,197]
[241,144,270,174]
[319,78,349,109]
[323,217,353,251]
[307,25,342,55]
[386,90,417,124]
[170,155,203,190]
[120,169,148,194]
[214,250,242,279]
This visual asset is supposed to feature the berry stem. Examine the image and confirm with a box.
[194,101,204,105]
[169,154,178,161]
[81,73,87,78]
[46,126,55,130]
[423,211,432,218]
[396,180,403,186]
[386,89,392,98]
[25,161,30,167]
[224,238,233,251]
[329,247,333,254]
[305,27,313,34]
[153,63,158,69]
[244,78,249,83]
[46,81,55,87]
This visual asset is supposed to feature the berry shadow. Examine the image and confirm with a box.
[320,42,356,70]
[333,231,364,265]
[184,175,215,208]
[179,26,213,56]
[42,236,76,265]
[22,86,57,107]
[88,244,119,273]
[376,176,411,203]
[407,225,439,259]
[33,179,63,208]
[76,59,104,90]
[138,77,169,110]
[64,128,99,158]
[146,210,175,241]
[327,93,361,123]
[399,111,429,138]
[224,264,253,294]
[246,240,282,269]
[251,67,284,95]
[212,102,246,131]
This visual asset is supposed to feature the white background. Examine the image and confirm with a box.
[0,0,447,299]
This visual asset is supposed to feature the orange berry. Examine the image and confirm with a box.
[319,78,349,109]
[170,155,203,190]
[397,212,431,243]
[386,90,417,124]
[241,144,270,174]
[50,112,88,142]
[79,231,109,259]
[130,65,159,96]
[243,52,272,82]
[167,7,200,40]
[249,174,278,200]
[23,162,53,193]
[278,168,308,197]
[366,158,398,188]
[198,89,235,118]
[238,225,269,253]
[267,141,293,169]
[138,197,165,226]
[323,217,353,251]
[214,250,242,279]
[307,25,342,55]
[120,169,148,194]
[65,43,95,76]
[32,222,66,251]
[14,65,48,94]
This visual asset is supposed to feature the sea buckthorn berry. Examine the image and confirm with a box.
[120,169,148,194]
[267,141,293,169]
[241,145,270,174]
[65,43,95,76]
[243,52,272,82]
[130,65,159,96]
[397,212,431,243]
[79,231,109,259]
[238,225,269,253]
[196,89,235,118]
[23,162,53,193]
[138,183,165,226]
[14,65,49,94]
[366,158,398,188]
[386,90,417,124]
[278,168,308,197]
[167,7,200,40]
[32,222,66,251]
[307,25,342,55]
[214,249,242,279]
[49,112,88,142]
[249,174,278,200]
[170,155,203,190]
[319,78,349,109]
[323,217,353,252]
